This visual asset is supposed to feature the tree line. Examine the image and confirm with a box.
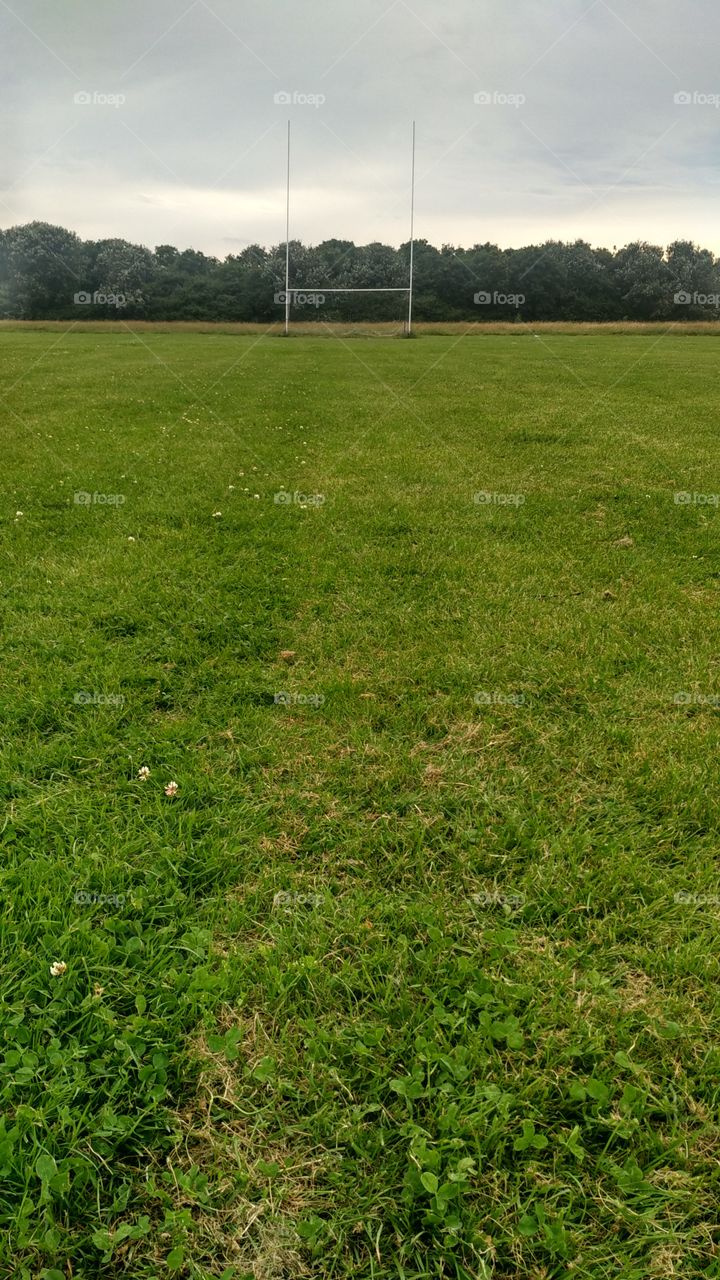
[1,221,719,322]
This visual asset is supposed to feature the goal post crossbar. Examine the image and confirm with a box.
[285,287,410,294]
[283,120,416,335]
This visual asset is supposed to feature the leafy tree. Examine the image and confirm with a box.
[612,242,672,320]
[1,222,719,324]
[0,222,84,318]
[666,240,720,317]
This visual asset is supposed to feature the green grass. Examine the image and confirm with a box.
[1,327,719,1279]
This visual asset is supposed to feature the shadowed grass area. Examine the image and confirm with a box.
[1,329,719,1278]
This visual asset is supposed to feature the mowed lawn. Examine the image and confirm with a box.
[1,328,719,1280]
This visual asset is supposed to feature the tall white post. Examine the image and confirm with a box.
[407,120,416,336]
[284,120,291,337]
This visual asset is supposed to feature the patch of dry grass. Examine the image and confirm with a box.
[3,317,720,336]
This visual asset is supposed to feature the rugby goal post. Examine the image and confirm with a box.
[281,120,416,336]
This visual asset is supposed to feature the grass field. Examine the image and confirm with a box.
[2,326,719,1279]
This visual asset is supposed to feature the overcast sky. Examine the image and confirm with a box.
[3,0,720,257]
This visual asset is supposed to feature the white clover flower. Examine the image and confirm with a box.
[137,766,150,781]
[165,781,179,797]
[50,961,67,977]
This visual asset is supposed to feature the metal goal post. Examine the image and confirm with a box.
[281,121,416,336]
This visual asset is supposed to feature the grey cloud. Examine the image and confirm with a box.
[3,0,720,254]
